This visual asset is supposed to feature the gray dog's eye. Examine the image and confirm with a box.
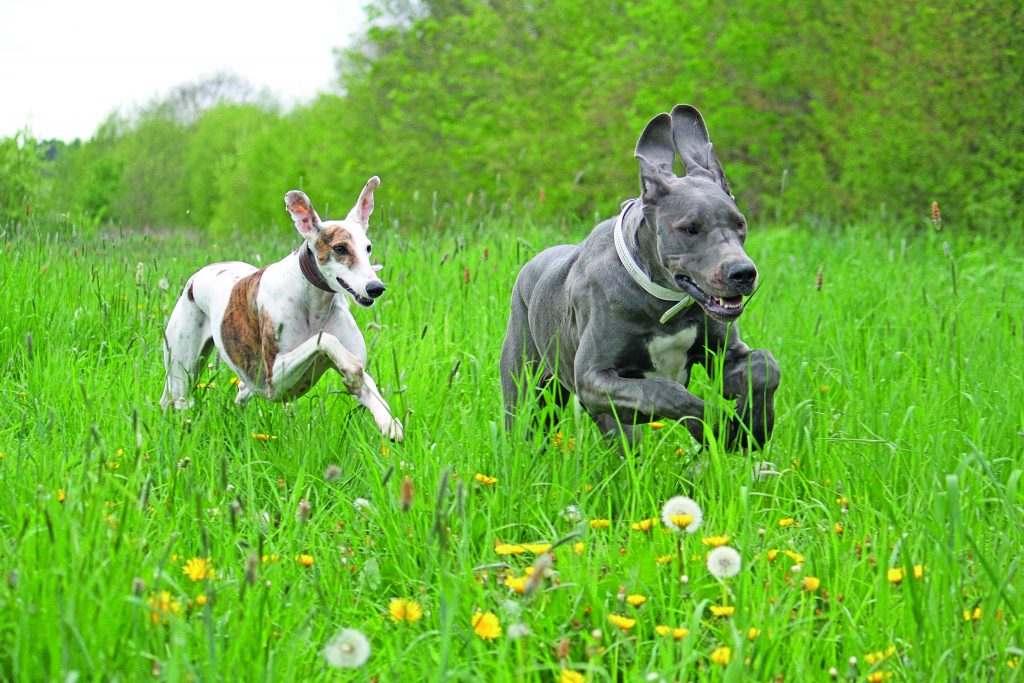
[685,225,700,236]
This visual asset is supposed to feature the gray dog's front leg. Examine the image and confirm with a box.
[720,344,780,449]
[576,368,710,445]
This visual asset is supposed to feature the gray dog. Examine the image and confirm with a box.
[500,105,779,450]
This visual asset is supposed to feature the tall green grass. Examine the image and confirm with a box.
[0,214,1021,681]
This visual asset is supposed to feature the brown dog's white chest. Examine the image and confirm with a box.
[645,325,698,384]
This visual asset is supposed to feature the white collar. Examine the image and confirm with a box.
[613,198,691,324]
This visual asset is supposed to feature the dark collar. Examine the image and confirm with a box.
[297,244,336,294]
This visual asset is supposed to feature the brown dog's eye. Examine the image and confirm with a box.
[333,244,349,257]
[366,245,372,254]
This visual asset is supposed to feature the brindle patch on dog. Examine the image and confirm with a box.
[221,268,280,386]
[315,225,356,267]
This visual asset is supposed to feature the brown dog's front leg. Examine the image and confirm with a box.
[720,344,780,449]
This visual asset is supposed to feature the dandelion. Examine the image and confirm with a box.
[561,671,584,683]
[322,628,371,669]
[836,497,849,506]
[495,543,527,555]
[649,421,666,429]
[388,598,423,623]
[573,542,585,554]
[472,611,501,640]
[867,672,892,683]
[195,594,207,607]
[709,605,735,617]
[778,517,794,527]
[147,591,182,624]
[834,523,843,534]
[766,549,779,562]
[182,558,214,582]
[57,489,66,503]
[701,535,731,547]
[655,554,673,565]
[251,433,277,442]
[475,473,497,485]
[352,497,374,513]
[504,575,529,594]
[802,576,821,592]
[560,505,583,522]
[607,613,636,632]
[589,519,611,529]
[887,568,904,584]
[783,550,805,564]
[298,554,314,567]
[962,606,982,621]
[631,517,659,532]
[507,623,531,639]
[521,543,551,554]
[660,496,702,533]
[196,382,215,390]
[913,564,924,580]
[747,627,761,640]
[706,546,742,578]
[710,646,731,666]
[655,625,689,639]
[626,594,646,607]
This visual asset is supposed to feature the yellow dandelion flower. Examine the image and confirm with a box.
[747,627,761,640]
[709,605,735,617]
[766,549,780,561]
[495,543,527,555]
[802,576,820,592]
[962,606,982,621]
[887,568,904,584]
[561,670,585,683]
[182,558,214,582]
[196,382,215,389]
[834,523,843,534]
[261,553,280,563]
[656,554,673,565]
[867,672,892,683]
[589,519,611,529]
[710,646,731,666]
[472,610,501,640]
[655,625,688,639]
[701,535,730,547]
[251,433,277,442]
[474,473,497,485]
[106,461,120,470]
[778,518,794,527]
[836,497,848,506]
[668,513,695,528]
[195,594,207,607]
[388,598,423,623]
[631,517,659,532]
[607,613,636,631]
[57,489,66,503]
[783,550,805,564]
[147,591,182,624]
[913,564,924,579]
[626,594,646,607]
[504,575,528,594]
[521,543,551,554]
[229,376,241,386]
[649,421,666,429]
[573,542,585,554]
[298,553,314,567]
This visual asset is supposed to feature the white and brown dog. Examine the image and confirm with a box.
[160,177,403,441]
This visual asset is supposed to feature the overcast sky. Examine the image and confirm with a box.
[0,0,367,141]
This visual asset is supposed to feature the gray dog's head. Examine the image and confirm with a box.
[634,105,757,323]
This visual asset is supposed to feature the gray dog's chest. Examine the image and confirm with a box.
[644,325,698,384]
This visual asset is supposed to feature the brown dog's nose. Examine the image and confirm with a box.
[725,262,758,291]
[365,281,386,299]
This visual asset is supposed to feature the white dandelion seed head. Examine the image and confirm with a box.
[560,505,583,523]
[706,545,742,579]
[322,628,371,669]
[500,599,522,619]
[352,498,374,513]
[660,496,703,533]
[506,622,531,639]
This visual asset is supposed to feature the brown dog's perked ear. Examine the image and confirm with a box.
[346,176,380,231]
[634,112,676,206]
[285,190,322,239]
[670,104,732,198]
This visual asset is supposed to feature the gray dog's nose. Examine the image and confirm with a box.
[365,281,386,299]
[725,262,758,290]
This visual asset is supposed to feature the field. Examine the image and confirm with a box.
[0,212,1021,681]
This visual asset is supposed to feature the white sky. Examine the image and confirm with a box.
[0,0,367,141]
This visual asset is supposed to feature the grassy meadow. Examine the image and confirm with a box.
[0,212,1021,681]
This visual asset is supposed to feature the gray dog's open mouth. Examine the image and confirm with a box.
[337,277,374,307]
[675,275,744,321]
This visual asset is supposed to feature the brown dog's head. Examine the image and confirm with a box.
[635,105,756,323]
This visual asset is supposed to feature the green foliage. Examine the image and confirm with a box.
[5,0,1023,231]
[0,132,42,223]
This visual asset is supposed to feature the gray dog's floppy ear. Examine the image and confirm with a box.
[346,176,380,231]
[670,104,732,197]
[285,190,322,239]
[635,112,675,206]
